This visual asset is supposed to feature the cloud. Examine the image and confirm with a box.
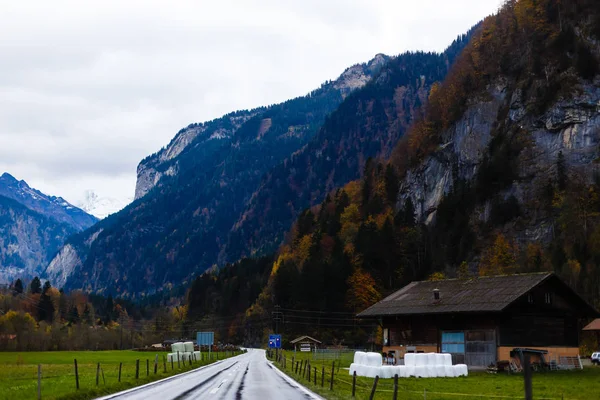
[0,0,502,204]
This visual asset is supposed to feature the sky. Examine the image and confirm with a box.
[0,0,503,206]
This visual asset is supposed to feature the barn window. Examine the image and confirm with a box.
[545,292,553,304]
[527,293,534,304]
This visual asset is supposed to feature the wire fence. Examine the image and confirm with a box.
[268,351,572,400]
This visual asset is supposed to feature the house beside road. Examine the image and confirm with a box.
[358,272,598,368]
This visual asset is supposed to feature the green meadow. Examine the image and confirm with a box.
[0,350,236,400]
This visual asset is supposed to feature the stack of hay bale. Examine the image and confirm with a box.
[167,341,201,363]
[349,351,468,378]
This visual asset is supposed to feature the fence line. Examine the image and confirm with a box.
[270,352,571,400]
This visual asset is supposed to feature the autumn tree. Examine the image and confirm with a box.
[346,268,381,312]
[479,234,518,276]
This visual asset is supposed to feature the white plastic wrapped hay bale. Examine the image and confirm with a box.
[426,353,437,366]
[403,353,416,366]
[167,353,176,362]
[444,365,455,377]
[183,341,194,353]
[414,353,428,367]
[380,366,395,379]
[365,352,383,367]
[441,353,452,366]
[365,366,381,378]
[395,365,407,378]
[453,364,468,377]
[193,351,201,361]
[414,365,429,378]
[404,365,416,377]
[349,363,358,376]
[171,342,185,353]
[354,351,366,365]
[435,365,446,377]
[426,364,437,378]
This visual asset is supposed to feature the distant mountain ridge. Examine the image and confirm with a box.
[0,173,97,230]
[45,54,390,295]
[0,173,97,283]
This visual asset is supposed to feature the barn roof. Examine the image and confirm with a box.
[290,335,321,344]
[358,272,598,317]
[583,318,600,331]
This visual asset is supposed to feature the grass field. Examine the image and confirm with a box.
[271,350,600,400]
[0,350,238,400]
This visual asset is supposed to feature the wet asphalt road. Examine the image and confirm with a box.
[96,349,323,400]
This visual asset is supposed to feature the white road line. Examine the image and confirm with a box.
[209,379,228,394]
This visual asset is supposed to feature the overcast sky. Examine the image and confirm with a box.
[0,0,502,205]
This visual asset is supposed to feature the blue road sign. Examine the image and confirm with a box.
[268,334,281,349]
[197,332,214,346]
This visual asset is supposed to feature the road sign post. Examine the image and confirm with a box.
[197,332,215,361]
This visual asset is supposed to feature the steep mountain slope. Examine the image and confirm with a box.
[46,56,389,296]
[0,175,98,283]
[225,34,474,263]
[76,190,131,219]
[240,0,600,339]
[0,173,97,230]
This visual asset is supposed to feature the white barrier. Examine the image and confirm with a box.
[349,352,468,378]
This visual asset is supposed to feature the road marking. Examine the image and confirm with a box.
[209,379,228,394]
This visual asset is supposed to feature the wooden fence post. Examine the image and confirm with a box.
[321,366,325,387]
[177,352,180,368]
[352,371,357,397]
[96,363,100,386]
[369,376,379,400]
[313,366,317,385]
[135,359,140,379]
[146,359,149,376]
[163,355,167,373]
[524,354,533,400]
[74,359,79,390]
[307,361,311,381]
[330,361,334,390]
[295,361,299,374]
[101,366,106,385]
[393,374,398,400]
[118,363,122,382]
[37,364,41,400]
[171,356,174,370]
[154,354,158,374]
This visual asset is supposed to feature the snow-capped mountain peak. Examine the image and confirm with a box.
[77,190,131,219]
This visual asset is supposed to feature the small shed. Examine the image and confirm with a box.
[583,318,600,345]
[291,335,321,352]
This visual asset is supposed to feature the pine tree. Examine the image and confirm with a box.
[68,306,80,324]
[42,280,51,295]
[13,279,23,295]
[30,277,42,294]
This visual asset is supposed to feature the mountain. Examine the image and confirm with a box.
[76,190,131,219]
[0,173,97,231]
[234,0,600,341]
[44,55,390,295]
[224,33,475,264]
[0,173,98,283]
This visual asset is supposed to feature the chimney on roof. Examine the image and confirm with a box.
[433,288,440,301]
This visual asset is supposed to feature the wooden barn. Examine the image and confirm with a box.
[357,273,598,368]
